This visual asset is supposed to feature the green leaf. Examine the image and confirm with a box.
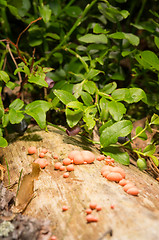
[83,107,97,130]
[109,32,139,46]
[8,5,22,20]
[83,81,97,95]
[136,50,159,71]
[136,126,147,140]
[45,33,60,40]
[85,69,103,80]
[111,72,125,81]
[0,137,8,148]
[108,101,126,121]
[9,99,24,110]
[124,33,139,46]
[8,0,23,8]
[78,34,108,44]
[132,22,156,33]
[39,5,52,23]
[0,71,10,83]
[101,82,117,94]
[24,65,30,76]
[28,73,48,88]
[122,50,133,57]
[18,0,31,17]
[143,144,156,156]
[6,81,17,90]
[51,0,61,16]
[67,101,84,111]
[99,120,114,134]
[99,97,109,121]
[2,114,9,127]
[65,108,83,128]
[14,67,25,75]
[98,2,129,23]
[150,155,159,166]
[28,26,43,47]
[93,23,108,34]
[128,88,147,103]
[115,0,127,3]
[52,96,59,108]
[111,88,146,103]
[100,120,133,148]
[73,83,83,99]
[154,36,159,49]
[141,51,159,70]
[145,118,152,133]
[109,32,125,39]
[0,107,4,119]
[54,89,77,105]
[0,128,2,137]
[81,91,93,106]
[0,0,7,7]
[43,67,54,73]
[151,114,159,125]
[102,146,130,165]
[25,100,51,129]
[120,10,129,19]
[25,100,51,112]
[65,6,82,18]
[9,109,24,124]
[14,62,27,75]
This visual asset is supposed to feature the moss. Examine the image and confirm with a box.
[0,221,14,237]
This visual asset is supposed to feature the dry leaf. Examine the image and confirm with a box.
[12,163,40,213]
[0,164,6,181]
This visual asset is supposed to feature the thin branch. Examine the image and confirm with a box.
[30,48,36,73]
[47,0,98,60]
[16,17,42,47]
[97,229,113,240]
[7,38,27,64]
[7,42,22,84]
[2,52,7,71]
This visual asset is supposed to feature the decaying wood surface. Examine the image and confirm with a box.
[0,125,159,240]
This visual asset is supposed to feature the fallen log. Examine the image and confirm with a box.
[0,125,159,240]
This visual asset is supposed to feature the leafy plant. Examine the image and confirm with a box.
[0,0,159,175]
[0,17,52,147]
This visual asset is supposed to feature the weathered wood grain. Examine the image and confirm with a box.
[1,126,159,240]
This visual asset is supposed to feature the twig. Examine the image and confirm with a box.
[1,17,42,65]
[2,44,8,70]
[5,158,10,185]
[16,17,42,48]
[147,157,159,178]
[97,229,113,240]
[16,168,23,198]
[7,38,27,64]
[151,128,159,133]
[6,42,22,84]
[47,0,98,60]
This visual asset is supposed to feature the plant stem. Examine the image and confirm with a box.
[33,0,38,16]
[62,0,76,12]
[133,149,145,158]
[0,85,4,110]
[135,0,147,24]
[122,122,151,147]
[98,91,114,101]
[63,47,89,72]
[46,0,98,60]
[5,158,10,185]
[16,168,23,198]
[47,122,66,132]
